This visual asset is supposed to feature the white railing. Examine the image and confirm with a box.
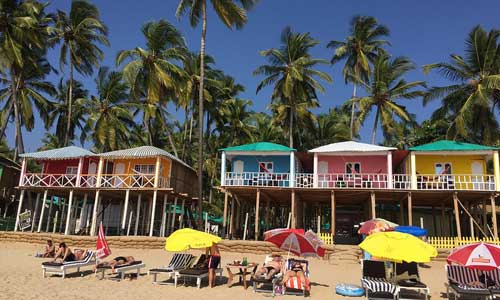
[416,174,495,191]
[317,173,389,189]
[296,173,314,188]
[21,173,170,189]
[393,174,411,190]
[224,172,290,187]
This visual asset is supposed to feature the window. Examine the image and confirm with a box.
[345,162,361,174]
[66,166,78,175]
[134,164,155,174]
[435,163,452,174]
[318,161,329,174]
[258,162,274,173]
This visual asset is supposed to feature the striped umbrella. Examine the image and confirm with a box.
[264,228,325,257]
[447,242,500,271]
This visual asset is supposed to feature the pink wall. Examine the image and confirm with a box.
[41,157,96,174]
[317,155,389,174]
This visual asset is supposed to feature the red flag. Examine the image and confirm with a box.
[96,222,111,259]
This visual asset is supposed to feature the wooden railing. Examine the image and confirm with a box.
[428,236,500,249]
[224,172,290,187]
[22,173,78,188]
[319,232,334,245]
[317,173,389,189]
[416,174,495,191]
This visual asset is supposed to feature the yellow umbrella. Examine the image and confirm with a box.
[165,228,221,252]
[359,231,437,263]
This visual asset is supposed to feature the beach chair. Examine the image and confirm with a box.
[394,262,430,300]
[361,260,398,300]
[174,254,223,289]
[96,260,146,281]
[487,269,500,299]
[280,258,311,297]
[252,255,283,295]
[41,250,95,279]
[148,253,195,285]
[445,265,491,300]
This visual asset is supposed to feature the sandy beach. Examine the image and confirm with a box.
[0,241,449,300]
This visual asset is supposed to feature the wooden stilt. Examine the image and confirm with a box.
[64,191,74,235]
[134,194,141,236]
[407,192,413,226]
[399,199,405,225]
[441,202,446,236]
[46,195,53,232]
[160,194,168,236]
[491,195,498,239]
[222,192,229,235]
[149,191,158,236]
[171,197,178,232]
[38,190,48,232]
[432,206,437,236]
[255,189,261,240]
[331,191,336,236]
[291,190,296,229]
[229,196,235,236]
[31,193,41,231]
[264,198,270,231]
[370,192,376,219]
[453,192,462,238]
[122,190,130,234]
[180,198,185,229]
[14,190,26,232]
[482,199,488,236]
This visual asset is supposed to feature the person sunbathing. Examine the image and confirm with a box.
[94,256,135,273]
[40,240,56,258]
[254,255,283,279]
[282,260,307,288]
[73,249,87,261]
[52,242,76,263]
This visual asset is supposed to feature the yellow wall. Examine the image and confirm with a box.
[414,154,487,174]
[105,157,172,178]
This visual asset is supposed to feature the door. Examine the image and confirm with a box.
[318,161,329,187]
[471,161,484,190]
[233,160,244,185]
[88,162,97,187]
[114,163,125,187]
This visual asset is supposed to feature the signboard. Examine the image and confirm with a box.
[18,210,31,231]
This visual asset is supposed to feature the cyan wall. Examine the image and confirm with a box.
[230,155,292,173]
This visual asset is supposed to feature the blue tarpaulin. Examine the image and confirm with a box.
[395,226,428,237]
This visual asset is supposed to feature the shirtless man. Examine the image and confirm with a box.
[206,244,221,288]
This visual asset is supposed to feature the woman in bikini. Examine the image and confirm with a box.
[282,260,307,287]
[52,242,76,263]
[94,256,135,273]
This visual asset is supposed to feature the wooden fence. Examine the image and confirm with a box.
[319,233,334,245]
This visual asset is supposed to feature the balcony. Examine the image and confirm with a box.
[224,172,290,187]
[415,174,495,191]
[316,173,389,189]
[20,173,170,189]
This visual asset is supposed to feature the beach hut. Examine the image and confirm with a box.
[0,156,20,219]
[308,141,397,189]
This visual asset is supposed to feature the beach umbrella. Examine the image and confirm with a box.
[394,226,428,237]
[359,231,437,263]
[447,242,500,271]
[165,228,221,252]
[264,228,325,257]
[96,222,111,259]
[358,218,397,235]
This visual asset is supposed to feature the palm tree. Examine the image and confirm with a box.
[82,67,134,152]
[250,112,284,144]
[327,15,389,139]
[308,106,353,148]
[354,51,425,143]
[254,26,332,148]
[176,0,258,217]
[51,0,109,146]
[38,133,65,150]
[423,26,500,144]
[116,19,186,155]
[45,79,88,145]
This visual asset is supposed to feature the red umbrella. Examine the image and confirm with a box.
[447,242,500,271]
[264,228,325,257]
[358,219,396,235]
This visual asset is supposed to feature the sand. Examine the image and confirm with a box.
[0,242,447,300]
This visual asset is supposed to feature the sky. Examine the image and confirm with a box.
[6,0,500,152]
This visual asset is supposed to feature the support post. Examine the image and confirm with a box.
[410,152,417,190]
[229,196,235,236]
[407,192,413,226]
[441,202,446,236]
[331,191,336,236]
[121,190,130,234]
[453,192,462,238]
[38,190,48,232]
[222,192,229,235]
[31,193,41,231]
[76,157,84,187]
[18,158,26,187]
[90,157,104,236]
[387,151,393,189]
[494,151,500,191]
[160,194,168,236]
[150,191,158,237]
[491,195,498,239]
[46,195,53,232]
[291,190,296,228]
[243,212,249,240]
[134,194,142,236]
[313,153,318,188]
[64,190,74,235]
[255,189,260,240]
[180,198,185,229]
[14,190,26,232]
[221,151,226,186]
[399,199,405,225]
[264,198,270,230]
[289,151,295,187]
[370,192,376,219]
[170,197,178,232]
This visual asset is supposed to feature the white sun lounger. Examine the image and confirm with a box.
[148,253,195,285]
[96,261,146,281]
[42,251,95,279]
[174,254,223,289]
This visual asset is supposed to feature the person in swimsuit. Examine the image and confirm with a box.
[282,259,307,288]
[73,249,87,260]
[254,255,283,279]
[94,256,135,273]
[52,242,76,263]
[206,244,221,288]
[42,240,55,258]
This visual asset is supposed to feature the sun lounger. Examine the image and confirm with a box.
[395,262,430,300]
[486,269,500,299]
[252,255,282,295]
[445,265,491,300]
[148,253,195,285]
[361,260,398,300]
[282,258,311,297]
[174,254,223,289]
[41,250,95,279]
[96,260,145,281]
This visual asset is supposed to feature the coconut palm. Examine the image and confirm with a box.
[254,26,332,148]
[45,79,88,145]
[354,51,425,143]
[327,15,389,139]
[423,26,500,144]
[116,19,186,155]
[81,67,134,152]
[176,0,258,215]
[51,0,109,146]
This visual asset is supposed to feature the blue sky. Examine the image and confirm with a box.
[7,0,500,152]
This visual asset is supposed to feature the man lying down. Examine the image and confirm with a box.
[93,256,136,273]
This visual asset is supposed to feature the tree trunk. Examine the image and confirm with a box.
[289,105,294,148]
[0,99,15,140]
[12,75,24,155]
[350,83,357,140]
[371,106,380,144]
[64,63,74,146]
[197,1,207,229]
[181,107,189,161]
[165,125,178,157]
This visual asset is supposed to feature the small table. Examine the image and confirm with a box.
[226,263,258,289]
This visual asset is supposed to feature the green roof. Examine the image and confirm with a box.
[221,142,295,152]
[410,140,498,152]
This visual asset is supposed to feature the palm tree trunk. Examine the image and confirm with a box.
[181,107,189,160]
[289,105,294,148]
[0,99,15,140]
[350,83,357,140]
[371,106,380,144]
[13,99,24,155]
[165,126,178,157]
[197,1,207,228]
[64,62,74,146]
